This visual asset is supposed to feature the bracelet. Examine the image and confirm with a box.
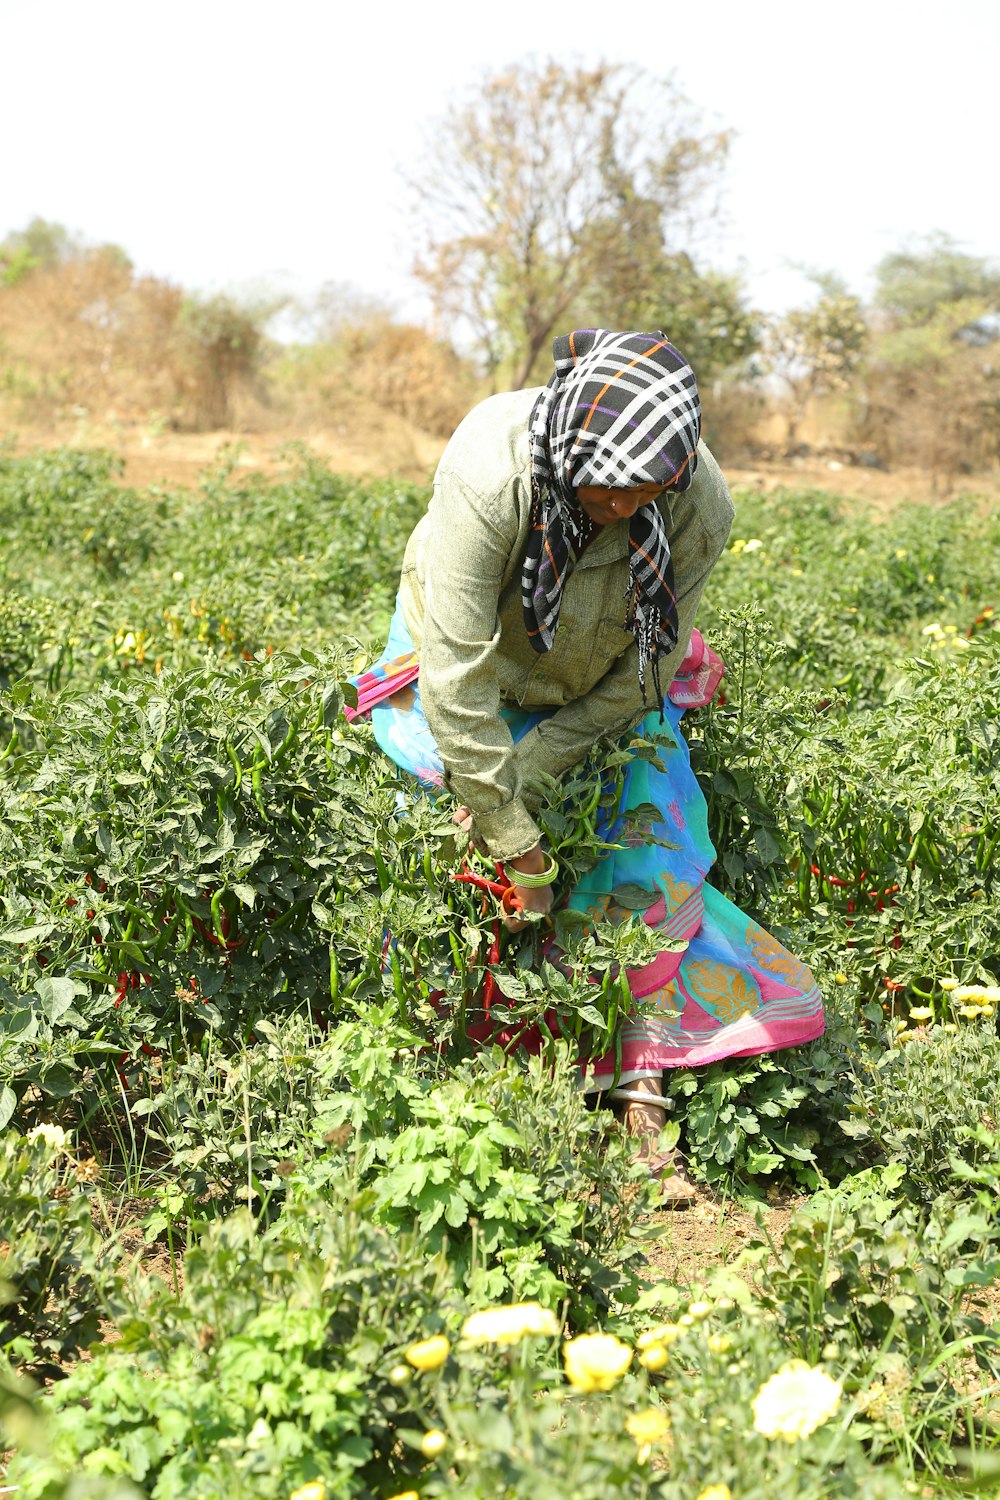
[508,852,558,889]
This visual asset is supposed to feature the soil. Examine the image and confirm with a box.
[5,417,1000,510]
[642,1184,805,1290]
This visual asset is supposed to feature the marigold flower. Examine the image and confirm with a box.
[289,1482,325,1500]
[636,1322,681,1350]
[941,1023,958,1033]
[420,1429,447,1458]
[639,1343,669,1371]
[907,1007,933,1022]
[696,1487,733,1500]
[980,1005,995,1018]
[562,1332,632,1392]
[952,985,985,1002]
[626,1406,670,1462]
[752,1360,842,1442]
[938,977,958,991]
[461,1301,559,1345]
[958,1005,983,1019]
[404,1335,450,1371]
[27,1123,70,1152]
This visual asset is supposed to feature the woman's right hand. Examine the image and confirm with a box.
[504,878,554,932]
[505,843,554,932]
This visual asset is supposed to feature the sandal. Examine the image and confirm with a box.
[611,1085,700,1209]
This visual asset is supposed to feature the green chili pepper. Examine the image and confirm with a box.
[226,739,243,792]
[329,944,340,1006]
[251,752,268,820]
[211,888,228,946]
[390,944,406,1018]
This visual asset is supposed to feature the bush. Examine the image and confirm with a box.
[840,1021,1000,1200]
[0,1128,114,1371]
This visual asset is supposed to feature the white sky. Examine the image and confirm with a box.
[2,0,997,327]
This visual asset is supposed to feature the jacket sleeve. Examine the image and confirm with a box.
[418,473,542,861]
[511,507,730,805]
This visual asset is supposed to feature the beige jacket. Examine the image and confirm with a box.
[398,387,734,860]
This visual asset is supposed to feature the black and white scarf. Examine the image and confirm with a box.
[520,328,701,714]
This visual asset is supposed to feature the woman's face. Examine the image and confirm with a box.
[575,484,667,527]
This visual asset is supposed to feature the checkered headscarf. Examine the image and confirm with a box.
[521,329,701,714]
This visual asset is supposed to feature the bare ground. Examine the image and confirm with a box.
[4,416,1000,509]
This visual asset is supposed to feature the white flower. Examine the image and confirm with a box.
[27,1123,70,1152]
[461,1302,559,1346]
[752,1360,842,1442]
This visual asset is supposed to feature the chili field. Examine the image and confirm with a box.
[1,445,999,1499]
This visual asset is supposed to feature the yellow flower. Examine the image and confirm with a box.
[626,1406,670,1462]
[833,972,849,985]
[639,1343,669,1371]
[562,1333,632,1392]
[420,1429,447,1458]
[461,1302,559,1346]
[687,1300,712,1321]
[907,1007,933,1022]
[953,985,986,1002]
[707,1334,732,1355]
[941,1023,958,1033]
[983,986,1000,1003]
[289,1482,325,1500]
[938,977,958,991]
[752,1360,842,1442]
[404,1335,450,1371]
[696,1488,733,1500]
[958,1005,983,1019]
[637,1322,682,1350]
[980,1005,995,1018]
[27,1123,70,1152]
[386,1493,419,1500]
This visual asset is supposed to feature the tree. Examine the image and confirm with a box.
[863,235,1000,479]
[873,232,1000,325]
[768,274,868,450]
[410,60,731,389]
[172,293,269,430]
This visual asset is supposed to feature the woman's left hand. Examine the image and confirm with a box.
[452,803,477,854]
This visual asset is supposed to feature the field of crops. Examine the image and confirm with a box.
[1,443,999,1499]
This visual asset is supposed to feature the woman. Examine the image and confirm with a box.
[352,329,824,1204]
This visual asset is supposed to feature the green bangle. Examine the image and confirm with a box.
[508,853,558,889]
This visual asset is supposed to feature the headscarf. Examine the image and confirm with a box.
[521,328,701,714]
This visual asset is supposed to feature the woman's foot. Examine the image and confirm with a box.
[616,1078,699,1209]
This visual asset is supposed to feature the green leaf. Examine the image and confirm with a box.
[0,923,56,944]
[34,976,81,1022]
[611,883,659,911]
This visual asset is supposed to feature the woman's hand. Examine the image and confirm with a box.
[505,843,554,932]
[451,809,553,931]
